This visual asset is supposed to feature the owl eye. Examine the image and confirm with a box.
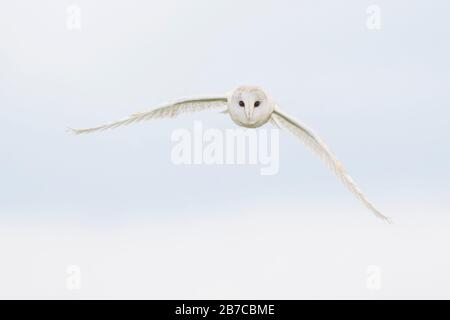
[239,101,245,107]
[254,101,261,107]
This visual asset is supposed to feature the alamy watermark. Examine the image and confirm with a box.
[366,5,382,30]
[66,265,82,290]
[170,121,280,175]
[66,5,82,30]
[366,265,382,290]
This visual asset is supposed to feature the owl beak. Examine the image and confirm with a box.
[245,106,253,120]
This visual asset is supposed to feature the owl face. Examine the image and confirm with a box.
[227,86,275,128]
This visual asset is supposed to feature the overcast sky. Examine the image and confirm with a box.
[1,0,449,298]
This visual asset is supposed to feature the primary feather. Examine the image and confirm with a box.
[70,96,228,135]
[272,109,391,223]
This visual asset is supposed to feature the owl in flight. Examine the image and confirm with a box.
[71,86,390,222]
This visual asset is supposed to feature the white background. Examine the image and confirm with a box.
[0,0,449,298]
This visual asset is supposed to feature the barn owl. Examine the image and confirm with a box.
[70,86,390,222]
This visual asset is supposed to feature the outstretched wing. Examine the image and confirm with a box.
[70,96,228,135]
[271,109,391,222]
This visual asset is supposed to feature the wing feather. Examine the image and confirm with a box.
[272,109,391,222]
[70,96,228,135]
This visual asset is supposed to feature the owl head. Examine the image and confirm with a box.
[227,86,275,128]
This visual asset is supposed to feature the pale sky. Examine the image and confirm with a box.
[1,0,449,298]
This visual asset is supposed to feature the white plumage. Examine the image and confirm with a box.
[71,86,391,222]
[70,96,228,135]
